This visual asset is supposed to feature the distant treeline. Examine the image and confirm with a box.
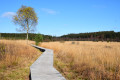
[0,33,52,42]
[59,31,120,42]
[0,31,120,42]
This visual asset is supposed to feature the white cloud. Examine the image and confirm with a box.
[1,12,16,18]
[41,8,57,15]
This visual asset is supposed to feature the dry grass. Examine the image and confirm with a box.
[40,41,120,80]
[0,40,40,80]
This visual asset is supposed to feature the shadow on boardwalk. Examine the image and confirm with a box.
[29,73,31,80]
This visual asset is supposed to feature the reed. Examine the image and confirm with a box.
[0,40,40,80]
[41,41,120,80]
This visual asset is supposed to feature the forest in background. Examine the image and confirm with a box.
[0,31,120,42]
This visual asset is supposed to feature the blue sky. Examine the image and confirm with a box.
[0,0,120,36]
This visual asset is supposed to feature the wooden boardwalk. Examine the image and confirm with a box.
[30,45,66,80]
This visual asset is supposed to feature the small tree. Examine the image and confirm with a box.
[35,33,43,45]
[13,5,38,43]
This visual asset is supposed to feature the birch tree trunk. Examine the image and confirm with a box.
[27,20,29,44]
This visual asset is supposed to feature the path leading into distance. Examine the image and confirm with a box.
[30,45,66,80]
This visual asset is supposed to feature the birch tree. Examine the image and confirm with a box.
[13,5,38,43]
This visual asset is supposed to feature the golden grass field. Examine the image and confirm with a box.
[40,41,120,80]
[0,40,40,80]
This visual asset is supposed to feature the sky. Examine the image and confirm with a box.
[0,0,120,36]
